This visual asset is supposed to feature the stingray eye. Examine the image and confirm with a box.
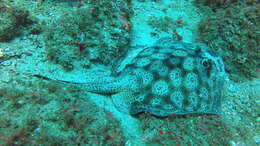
[201,59,211,68]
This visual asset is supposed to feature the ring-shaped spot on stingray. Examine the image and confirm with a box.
[141,71,154,86]
[152,80,169,96]
[150,97,162,106]
[170,90,184,109]
[162,104,175,110]
[188,91,198,105]
[157,65,169,77]
[135,57,151,67]
[168,58,181,66]
[185,92,198,112]
[184,72,199,91]
[198,87,209,101]
[133,69,154,86]
[198,102,208,112]
[183,57,195,71]
[151,53,168,60]
[149,60,163,71]
[159,48,173,53]
[169,68,183,88]
[134,94,146,102]
[172,49,188,57]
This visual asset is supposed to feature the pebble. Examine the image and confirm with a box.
[227,83,238,92]
[254,135,260,144]
[256,98,260,104]
[256,117,260,122]
[0,72,11,82]
[33,128,41,133]
[0,48,4,58]
[0,60,12,66]
[17,100,25,105]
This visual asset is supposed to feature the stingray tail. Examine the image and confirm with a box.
[32,74,123,94]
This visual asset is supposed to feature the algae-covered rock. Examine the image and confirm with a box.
[197,1,260,81]
[194,0,238,10]
[45,0,132,71]
[0,3,33,42]
[147,16,176,32]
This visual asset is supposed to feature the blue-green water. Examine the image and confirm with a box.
[0,0,259,145]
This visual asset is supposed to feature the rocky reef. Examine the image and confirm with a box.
[195,0,260,81]
[0,0,259,145]
[0,1,35,42]
[44,0,133,71]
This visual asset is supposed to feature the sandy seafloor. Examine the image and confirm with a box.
[0,0,259,145]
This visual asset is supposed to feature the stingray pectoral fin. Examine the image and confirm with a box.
[111,91,137,114]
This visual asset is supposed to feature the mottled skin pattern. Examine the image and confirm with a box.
[110,41,226,116]
[36,40,226,117]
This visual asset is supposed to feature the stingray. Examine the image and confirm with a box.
[34,39,226,117]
